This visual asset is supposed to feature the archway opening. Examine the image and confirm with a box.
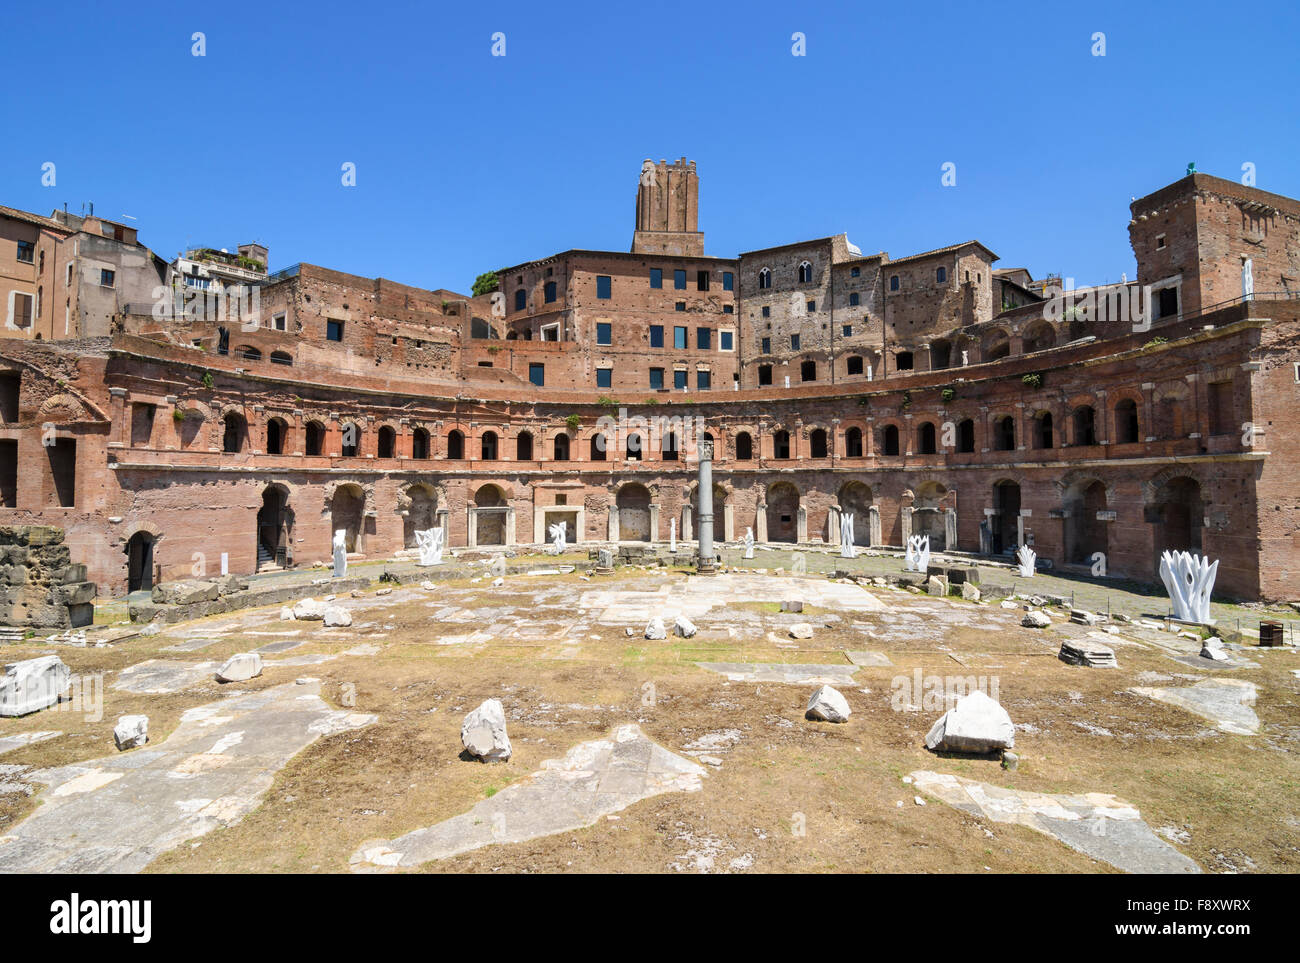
[766,482,800,543]
[125,531,155,593]
[258,485,292,571]
[616,483,652,542]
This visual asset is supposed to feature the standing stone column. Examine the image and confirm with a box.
[696,439,717,575]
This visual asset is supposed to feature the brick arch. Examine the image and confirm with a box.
[1142,464,1208,505]
[37,392,85,422]
[321,478,374,515]
[1054,470,1114,504]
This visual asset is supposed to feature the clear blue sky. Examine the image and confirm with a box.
[6,0,1297,292]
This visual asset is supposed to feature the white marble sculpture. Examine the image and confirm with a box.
[332,529,347,578]
[415,527,444,566]
[669,518,677,553]
[905,534,930,573]
[742,527,755,559]
[839,512,856,559]
[547,521,567,555]
[1016,544,1036,578]
[1159,550,1218,624]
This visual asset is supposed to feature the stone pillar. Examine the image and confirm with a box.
[796,503,807,543]
[900,506,913,544]
[681,504,693,542]
[696,440,717,574]
[868,505,881,547]
[827,505,841,546]
[755,502,767,543]
[467,507,478,548]
[944,509,958,550]
[505,507,516,547]
[648,503,660,543]
[722,503,734,543]
[436,508,450,544]
[108,387,127,448]
[607,504,619,542]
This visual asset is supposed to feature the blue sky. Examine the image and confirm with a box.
[6,0,1297,292]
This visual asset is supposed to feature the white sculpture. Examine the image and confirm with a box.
[332,529,347,578]
[742,527,755,559]
[415,527,444,566]
[1159,550,1218,624]
[1016,545,1036,578]
[839,512,856,559]
[905,534,930,573]
[547,520,567,555]
[669,517,677,553]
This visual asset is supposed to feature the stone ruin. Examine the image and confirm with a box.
[0,526,96,629]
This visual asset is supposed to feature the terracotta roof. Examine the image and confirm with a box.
[0,205,71,234]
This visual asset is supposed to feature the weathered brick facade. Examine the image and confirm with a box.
[0,164,1295,602]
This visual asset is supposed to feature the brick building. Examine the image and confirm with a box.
[0,162,1296,602]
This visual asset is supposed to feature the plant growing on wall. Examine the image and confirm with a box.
[940,387,956,404]
[597,395,620,408]
[172,407,186,422]
[472,271,500,297]
[565,413,581,430]
[201,371,214,389]
[901,390,912,409]
[1142,336,1168,350]
[1022,372,1043,389]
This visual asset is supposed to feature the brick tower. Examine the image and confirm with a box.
[632,157,704,257]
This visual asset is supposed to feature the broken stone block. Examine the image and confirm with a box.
[1201,637,1229,661]
[1022,610,1052,628]
[152,579,220,605]
[925,691,1015,754]
[781,600,804,613]
[216,652,263,683]
[491,577,504,588]
[805,684,851,723]
[788,623,814,640]
[0,655,71,717]
[113,714,148,750]
[461,698,512,763]
[279,607,296,621]
[215,574,249,597]
[1059,638,1118,668]
[1070,609,1100,626]
[961,582,981,602]
[926,575,949,597]
[323,606,353,627]
[292,598,327,621]
[645,617,666,640]
[674,615,697,638]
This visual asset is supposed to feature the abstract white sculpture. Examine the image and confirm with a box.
[547,520,567,555]
[669,517,677,553]
[742,527,755,559]
[332,529,347,578]
[1159,550,1218,624]
[905,534,930,572]
[415,527,444,566]
[839,512,855,559]
[1016,545,1036,578]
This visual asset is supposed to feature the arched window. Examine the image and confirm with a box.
[377,425,396,458]
[735,432,753,460]
[773,430,791,459]
[481,431,498,460]
[270,350,293,366]
[1115,399,1140,444]
[553,433,570,461]
[889,275,899,291]
[883,424,900,456]
[930,339,952,370]
[626,432,642,460]
[845,426,863,457]
[994,416,1016,451]
[412,427,430,459]
[800,360,817,382]
[798,261,812,284]
[590,433,607,461]
[758,267,771,290]
[1073,406,1097,446]
[340,422,360,457]
[662,431,678,461]
[447,429,465,460]
[957,419,975,453]
[936,266,947,283]
[516,430,533,460]
[918,422,937,454]
[222,412,246,453]
[305,420,325,456]
[266,417,287,455]
[235,345,261,363]
[810,428,828,458]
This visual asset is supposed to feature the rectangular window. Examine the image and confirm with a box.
[100,269,115,288]
[719,330,734,351]
[761,337,771,354]
[544,281,557,303]
[649,268,663,288]
[723,304,733,314]
[596,322,612,345]
[674,269,686,290]
[791,333,801,350]
[842,324,852,337]
[675,301,686,312]
[1208,381,1234,435]
[807,300,816,312]
[697,370,711,390]
[16,241,34,264]
[697,327,711,350]
[596,275,611,299]
[596,368,612,389]
[674,369,688,390]
[273,313,287,331]
[13,293,33,327]
[722,272,734,291]
[761,306,770,318]
[649,367,664,390]
[673,326,687,349]
[529,363,545,387]
[48,438,75,507]
[514,289,526,311]
[326,319,344,342]
[849,292,860,306]
[850,267,860,278]
[697,270,709,291]
[650,325,664,347]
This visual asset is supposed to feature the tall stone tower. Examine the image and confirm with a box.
[632,157,704,257]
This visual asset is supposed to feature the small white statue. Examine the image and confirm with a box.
[839,512,856,559]
[547,520,567,555]
[332,529,347,578]
[742,527,755,559]
[415,528,444,566]
[1016,545,1036,578]
[1159,550,1218,624]
[905,534,930,573]
[669,517,677,553]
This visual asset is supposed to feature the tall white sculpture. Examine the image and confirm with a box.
[669,517,677,553]
[547,520,567,555]
[415,527,445,566]
[839,512,856,559]
[742,527,755,559]
[1159,550,1218,624]
[905,534,930,572]
[332,529,347,578]
[1016,545,1036,578]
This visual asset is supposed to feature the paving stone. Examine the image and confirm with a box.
[1128,679,1260,735]
[112,659,218,695]
[844,650,893,667]
[695,662,860,685]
